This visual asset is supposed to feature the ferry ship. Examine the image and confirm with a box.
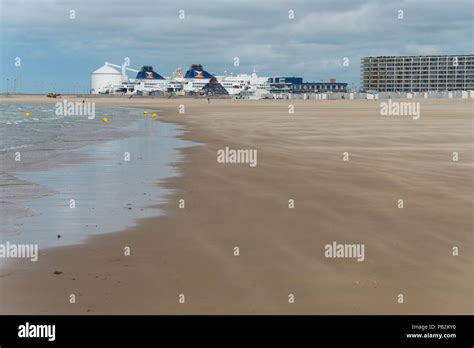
[179,64,213,93]
[166,65,271,96]
[216,69,270,95]
[115,66,168,95]
[92,61,271,96]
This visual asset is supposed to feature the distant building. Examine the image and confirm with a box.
[361,55,474,92]
[268,77,303,84]
[90,64,122,94]
[290,80,347,93]
[268,77,303,93]
[268,76,347,93]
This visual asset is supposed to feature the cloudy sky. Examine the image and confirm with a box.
[1,0,472,93]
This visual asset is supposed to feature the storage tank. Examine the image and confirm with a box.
[90,64,122,94]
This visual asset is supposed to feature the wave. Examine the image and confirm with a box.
[0,144,32,152]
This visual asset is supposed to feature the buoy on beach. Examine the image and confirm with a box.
[152,112,157,118]
[24,112,30,117]
[143,111,149,115]
[102,117,109,123]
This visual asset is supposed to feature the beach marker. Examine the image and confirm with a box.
[102,117,108,123]
[144,111,149,115]
[24,112,30,117]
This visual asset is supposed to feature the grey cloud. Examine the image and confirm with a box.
[1,0,472,86]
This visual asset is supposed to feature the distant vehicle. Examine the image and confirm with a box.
[47,93,61,98]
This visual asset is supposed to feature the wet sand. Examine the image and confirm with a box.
[0,96,472,314]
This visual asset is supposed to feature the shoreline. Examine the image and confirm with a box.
[0,104,183,251]
[0,97,472,314]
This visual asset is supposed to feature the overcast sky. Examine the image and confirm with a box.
[1,0,472,93]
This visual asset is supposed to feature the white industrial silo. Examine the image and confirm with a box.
[90,64,122,94]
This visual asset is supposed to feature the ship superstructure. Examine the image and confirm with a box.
[216,69,270,95]
[91,60,272,96]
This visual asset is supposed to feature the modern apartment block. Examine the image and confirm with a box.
[361,55,474,92]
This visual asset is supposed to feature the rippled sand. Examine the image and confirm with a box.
[1,96,472,314]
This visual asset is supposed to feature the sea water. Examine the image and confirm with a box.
[0,103,195,254]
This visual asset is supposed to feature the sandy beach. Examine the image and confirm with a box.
[0,96,472,314]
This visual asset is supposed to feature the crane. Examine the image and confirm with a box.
[105,59,139,82]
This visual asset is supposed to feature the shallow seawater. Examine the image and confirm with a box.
[0,103,196,253]
[0,102,120,152]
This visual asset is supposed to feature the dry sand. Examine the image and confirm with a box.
[0,96,472,314]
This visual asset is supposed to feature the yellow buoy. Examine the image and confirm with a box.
[152,112,157,118]
[24,112,30,117]
[143,111,149,115]
[102,117,108,123]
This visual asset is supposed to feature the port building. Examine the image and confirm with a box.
[267,77,347,93]
[361,55,474,92]
[90,60,349,97]
[290,79,347,93]
[90,64,123,94]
